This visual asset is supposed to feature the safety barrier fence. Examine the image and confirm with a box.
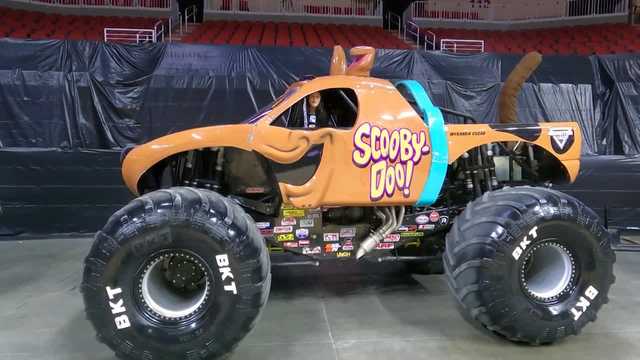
[440,38,485,53]
[410,0,629,22]
[411,0,484,21]
[203,0,382,17]
[103,27,156,43]
[11,0,170,9]
[103,5,195,43]
[566,0,629,17]
[10,0,628,19]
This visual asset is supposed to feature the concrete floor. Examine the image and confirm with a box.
[0,237,639,360]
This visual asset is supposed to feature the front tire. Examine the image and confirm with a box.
[444,186,615,344]
[81,187,271,360]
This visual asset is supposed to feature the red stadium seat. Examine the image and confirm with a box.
[327,25,351,48]
[314,25,335,48]
[275,22,290,47]
[290,23,305,47]
[260,22,276,47]
[244,22,264,46]
[302,24,321,48]
[229,23,249,45]
[10,29,31,39]
[213,22,238,45]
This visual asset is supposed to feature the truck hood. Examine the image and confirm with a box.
[121,124,253,195]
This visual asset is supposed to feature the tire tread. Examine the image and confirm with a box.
[444,186,615,344]
[82,187,270,360]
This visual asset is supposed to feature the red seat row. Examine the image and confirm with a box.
[425,23,640,55]
[183,21,413,49]
[0,6,161,41]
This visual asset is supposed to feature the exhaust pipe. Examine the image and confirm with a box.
[356,206,404,259]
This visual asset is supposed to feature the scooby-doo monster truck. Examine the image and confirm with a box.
[81,47,615,360]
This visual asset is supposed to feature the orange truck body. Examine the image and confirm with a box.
[122,48,581,208]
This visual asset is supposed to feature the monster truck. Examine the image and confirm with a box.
[81,46,615,360]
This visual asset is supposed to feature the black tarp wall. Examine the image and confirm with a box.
[0,39,638,236]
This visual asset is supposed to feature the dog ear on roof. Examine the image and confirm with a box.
[330,45,347,75]
[347,46,375,77]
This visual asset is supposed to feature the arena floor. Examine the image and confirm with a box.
[0,237,638,360]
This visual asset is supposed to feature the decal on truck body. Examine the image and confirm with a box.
[352,123,430,201]
[549,127,575,154]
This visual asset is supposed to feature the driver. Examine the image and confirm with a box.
[302,91,336,129]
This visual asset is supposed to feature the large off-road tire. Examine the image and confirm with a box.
[444,186,615,344]
[81,187,271,360]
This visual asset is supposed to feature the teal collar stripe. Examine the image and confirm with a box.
[395,80,448,206]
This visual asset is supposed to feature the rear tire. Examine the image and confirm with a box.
[82,187,270,360]
[444,186,615,344]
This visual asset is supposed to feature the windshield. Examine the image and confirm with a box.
[244,86,299,124]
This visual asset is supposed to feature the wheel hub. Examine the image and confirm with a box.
[520,242,576,303]
[137,251,211,322]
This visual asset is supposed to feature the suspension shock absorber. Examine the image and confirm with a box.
[461,152,474,194]
[184,150,196,186]
[213,148,225,192]
[527,143,538,176]
[487,143,499,188]
[480,144,492,192]
[472,147,483,198]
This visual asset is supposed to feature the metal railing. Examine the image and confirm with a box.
[153,20,165,42]
[411,1,483,21]
[404,20,436,50]
[14,0,170,9]
[440,39,485,53]
[103,12,184,43]
[423,29,436,51]
[104,28,156,43]
[167,11,182,42]
[184,4,197,32]
[566,0,629,17]
[404,19,417,44]
[410,0,628,22]
[387,12,402,38]
[204,0,382,17]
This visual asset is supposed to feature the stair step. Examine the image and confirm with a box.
[388,27,420,49]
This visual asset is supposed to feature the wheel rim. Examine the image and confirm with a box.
[520,242,576,302]
[137,250,211,322]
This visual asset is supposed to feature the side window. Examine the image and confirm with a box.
[271,88,358,130]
